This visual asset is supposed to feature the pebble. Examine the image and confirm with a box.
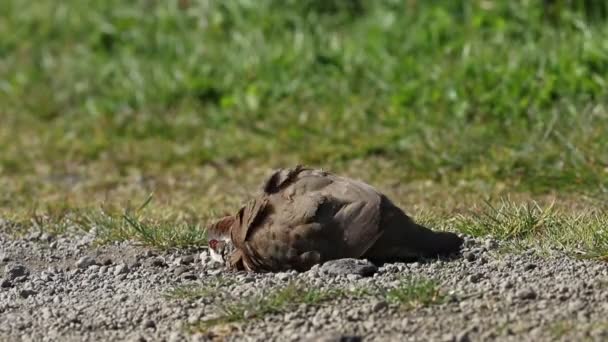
[371,300,388,312]
[468,273,483,283]
[456,331,471,342]
[99,257,113,266]
[179,255,195,265]
[180,272,197,280]
[1,278,13,288]
[173,266,189,276]
[319,259,378,277]
[147,258,167,268]
[463,252,476,262]
[114,263,129,276]
[18,289,37,298]
[517,288,538,300]
[76,256,97,269]
[4,263,29,280]
[142,320,156,329]
[275,272,291,281]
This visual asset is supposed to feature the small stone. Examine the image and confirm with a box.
[148,257,167,267]
[319,259,377,277]
[363,320,375,330]
[307,334,362,342]
[27,231,42,241]
[19,289,37,298]
[142,320,156,329]
[180,255,195,265]
[346,274,361,282]
[456,330,471,342]
[463,252,476,262]
[114,263,129,276]
[100,257,113,266]
[168,332,182,342]
[568,299,586,312]
[76,256,97,269]
[41,307,53,320]
[13,275,27,283]
[1,278,13,288]
[371,300,388,312]
[468,273,483,283]
[206,269,222,276]
[181,272,197,280]
[516,288,537,300]
[40,233,53,242]
[275,272,290,281]
[144,250,157,258]
[173,266,189,276]
[524,263,537,271]
[4,264,29,280]
[441,334,456,342]
[484,239,499,250]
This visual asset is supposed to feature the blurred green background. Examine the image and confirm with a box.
[0,1,607,239]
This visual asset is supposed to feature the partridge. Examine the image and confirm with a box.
[208,166,463,272]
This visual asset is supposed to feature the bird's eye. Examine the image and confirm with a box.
[209,239,218,249]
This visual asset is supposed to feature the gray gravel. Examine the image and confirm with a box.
[1,226,607,341]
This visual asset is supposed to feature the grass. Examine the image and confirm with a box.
[88,198,208,249]
[0,1,607,256]
[386,278,444,309]
[192,281,342,331]
[165,277,234,300]
[418,199,608,258]
[181,277,443,331]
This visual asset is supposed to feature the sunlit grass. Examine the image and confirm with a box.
[191,282,342,331]
[0,1,607,256]
[386,278,444,309]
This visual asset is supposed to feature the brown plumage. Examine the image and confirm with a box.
[208,166,463,272]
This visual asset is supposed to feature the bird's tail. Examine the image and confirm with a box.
[420,228,464,257]
[365,223,463,263]
[364,196,464,262]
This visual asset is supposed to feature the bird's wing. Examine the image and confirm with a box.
[261,165,308,194]
[230,197,270,250]
[320,176,384,257]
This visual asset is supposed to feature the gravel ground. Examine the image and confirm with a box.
[1,224,608,342]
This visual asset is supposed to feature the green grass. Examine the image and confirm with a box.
[94,208,207,249]
[1,1,607,255]
[181,277,443,331]
[386,278,444,309]
[416,199,608,258]
[192,281,342,331]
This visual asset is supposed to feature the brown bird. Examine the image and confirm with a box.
[207,166,463,272]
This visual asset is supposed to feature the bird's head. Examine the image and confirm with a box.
[207,215,236,264]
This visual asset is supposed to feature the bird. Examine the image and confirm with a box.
[207,165,463,272]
